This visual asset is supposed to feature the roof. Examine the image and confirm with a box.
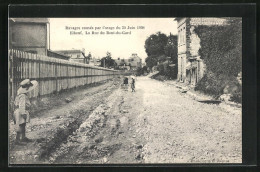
[129,53,141,59]
[54,50,84,54]
[47,50,70,60]
[9,18,49,24]
[54,50,87,59]
[174,18,184,21]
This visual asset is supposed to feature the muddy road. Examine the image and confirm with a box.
[9,75,242,164]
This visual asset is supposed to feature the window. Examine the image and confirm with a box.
[77,54,80,58]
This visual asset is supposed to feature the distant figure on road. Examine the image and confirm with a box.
[13,79,38,145]
[123,77,129,90]
[131,77,135,92]
[131,75,137,81]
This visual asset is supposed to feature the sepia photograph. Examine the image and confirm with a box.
[8,17,242,165]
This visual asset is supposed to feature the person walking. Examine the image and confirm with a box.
[13,79,38,145]
[123,77,129,91]
[131,77,135,92]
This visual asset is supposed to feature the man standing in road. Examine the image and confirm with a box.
[123,76,129,91]
[131,77,135,92]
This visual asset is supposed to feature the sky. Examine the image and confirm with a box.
[50,18,177,61]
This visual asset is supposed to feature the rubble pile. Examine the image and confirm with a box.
[48,104,109,163]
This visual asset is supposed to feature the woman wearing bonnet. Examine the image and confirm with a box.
[13,79,38,145]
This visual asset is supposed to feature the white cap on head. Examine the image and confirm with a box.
[20,79,31,86]
[17,79,38,95]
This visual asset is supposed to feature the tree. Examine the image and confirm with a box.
[101,51,117,68]
[85,52,92,64]
[144,32,178,69]
[145,55,158,69]
[164,34,178,64]
[136,67,143,76]
[144,32,168,57]
[142,66,148,72]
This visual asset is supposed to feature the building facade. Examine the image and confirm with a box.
[128,53,142,69]
[9,18,50,56]
[175,17,228,85]
[115,53,142,70]
[54,50,89,64]
[89,57,101,66]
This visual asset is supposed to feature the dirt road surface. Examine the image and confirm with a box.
[9,75,242,164]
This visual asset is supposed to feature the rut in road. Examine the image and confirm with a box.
[37,82,121,161]
[50,87,124,163]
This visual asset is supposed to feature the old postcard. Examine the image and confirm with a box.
[8,16,242,164]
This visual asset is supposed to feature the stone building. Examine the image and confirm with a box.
[114,58,131,70]
[128,53,142,70]
[115,53,142,70]
[175,18,228,85]
[115,54,142,70]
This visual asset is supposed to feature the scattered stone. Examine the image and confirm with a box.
[135,153,143,160]
[65,98,72,103]
[85,123,92,129]
[122,110,128,113]
[103,157,108,163]
[95,137,103,143]
[54,116,60,119]
[219,94,231,102]
[40,98,49,105]
[136,145,143,149]
[89,144,96,149]
[79,127,86,132]
[181,90,188,93]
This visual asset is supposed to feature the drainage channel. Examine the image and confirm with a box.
[36,81,121,163]
[48,88,122,163]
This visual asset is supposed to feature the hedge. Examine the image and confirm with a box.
[194,18,242,103]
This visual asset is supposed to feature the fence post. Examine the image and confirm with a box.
[9,50,14,116]
[38,54,41,97]
[55,60,58,94]
[67,64,69,89]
